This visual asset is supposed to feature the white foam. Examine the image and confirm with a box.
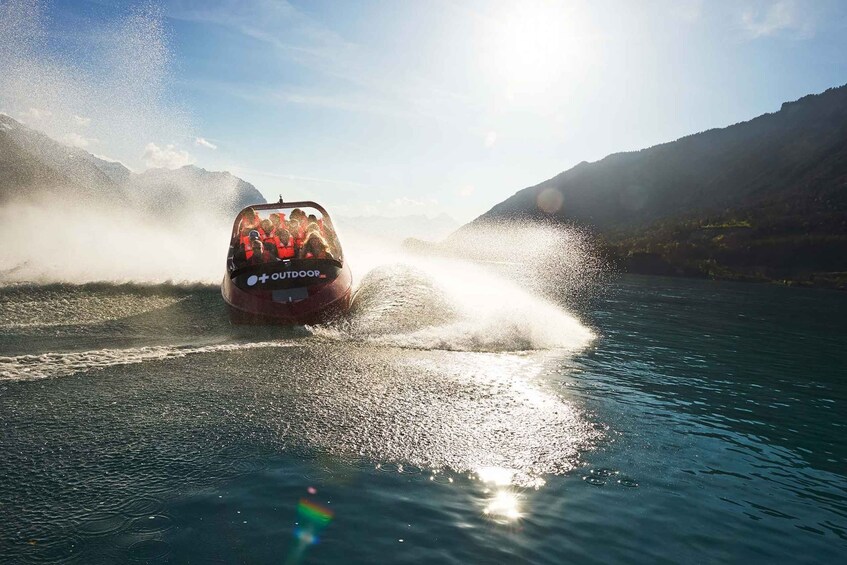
[0,341,294,382]
[313,226,596,353]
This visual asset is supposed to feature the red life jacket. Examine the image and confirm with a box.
[245,238,270,260]
[240,228,267,250]
[260,232,293,259]
[277,236,295,259]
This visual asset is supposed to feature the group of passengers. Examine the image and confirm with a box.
[231,208,339,267]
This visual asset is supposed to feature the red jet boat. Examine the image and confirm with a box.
[221,200,353,324]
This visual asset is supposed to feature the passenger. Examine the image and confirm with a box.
[323,226,340,258]
[305,222,321,237]
[269,213,284,231]
[237,228,258,253]
[301,232,333,260]
[234,232,265,266]
[265,242,280,261]
[260,219,274,239]
[246,239,271,265]
[272,228,296,259]
[288,219,305,252]
[239,209,261,232]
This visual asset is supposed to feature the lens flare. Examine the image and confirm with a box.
[285,498,334,564]
[296,498,333,528]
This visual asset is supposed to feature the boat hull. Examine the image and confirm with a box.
[221,260,353,325]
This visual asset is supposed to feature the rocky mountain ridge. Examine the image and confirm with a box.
[0,113,265,218]
[443,84,847,288]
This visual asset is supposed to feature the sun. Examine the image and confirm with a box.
[480,1,588,97]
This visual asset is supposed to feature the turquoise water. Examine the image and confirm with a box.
[1,275,845,563]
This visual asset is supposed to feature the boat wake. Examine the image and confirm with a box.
[0,341,295,382]
[313,257,595,353]
[0,222,600,376]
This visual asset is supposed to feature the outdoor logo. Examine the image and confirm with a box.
[246,270,321,286]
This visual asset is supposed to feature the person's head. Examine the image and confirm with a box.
[277,229,291,243]
[308,214,318,224]
[243,208,256,222]
[251,239,264,254]
[261,219,273,234]
[269,213,281,228]
[289,219,300,233]
[306,233,327,250]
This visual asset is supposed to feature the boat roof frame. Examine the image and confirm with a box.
[231,199,336,232]
[229,199,345,263]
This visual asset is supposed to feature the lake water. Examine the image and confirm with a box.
[1,274,845,564]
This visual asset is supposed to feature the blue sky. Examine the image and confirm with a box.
[5,0,847,222]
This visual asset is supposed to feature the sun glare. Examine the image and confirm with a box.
[481,1,588,96]
[484,490,523,522]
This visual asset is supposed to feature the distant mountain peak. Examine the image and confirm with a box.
[0,114,266,216]
[456,82,847,287]
[470,82,847,231]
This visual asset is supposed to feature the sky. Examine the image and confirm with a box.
[2,0,847,223]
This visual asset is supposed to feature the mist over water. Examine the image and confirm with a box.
[0,0,231,282]
[0,0,189,167]
[0,198,231,283]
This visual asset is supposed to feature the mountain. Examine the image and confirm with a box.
[128,165,265,220]
[448,85,847,288]
[88,155,132,185]
[0,113,265,218]
[0,113,122,202]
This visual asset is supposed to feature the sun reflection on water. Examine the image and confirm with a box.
[475,465,530,524]
[484,490,522,522]
[476,466,515,486]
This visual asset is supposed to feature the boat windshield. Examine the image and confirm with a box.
[228,204,343,269]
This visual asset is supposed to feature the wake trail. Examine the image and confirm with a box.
[0,341,296,382]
